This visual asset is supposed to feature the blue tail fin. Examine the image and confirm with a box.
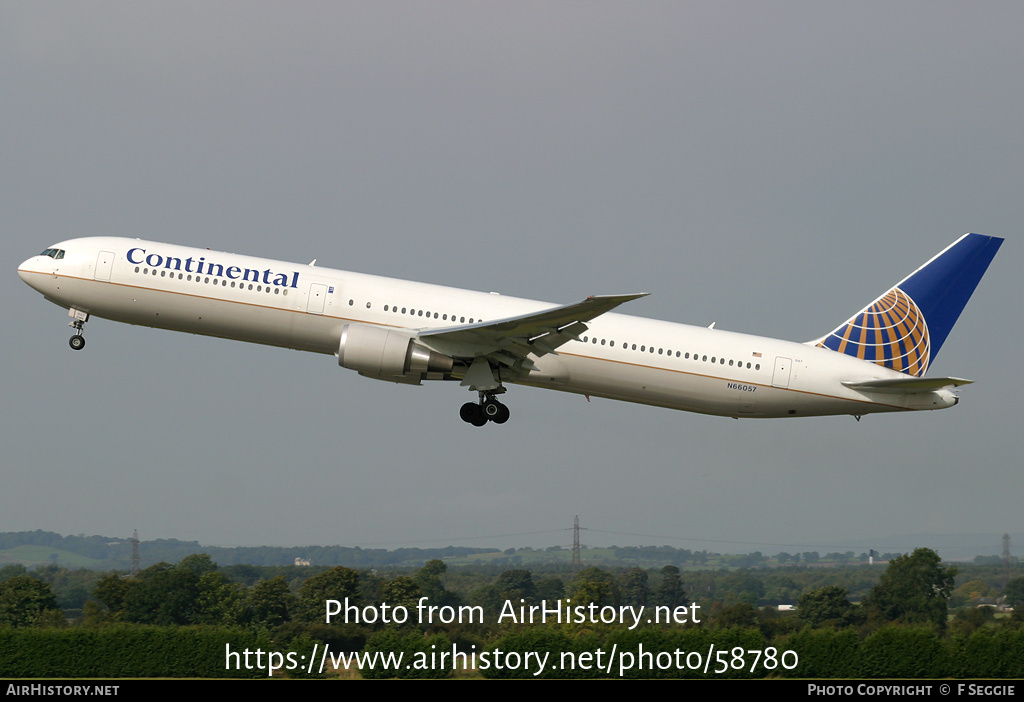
[813,233,1003,376]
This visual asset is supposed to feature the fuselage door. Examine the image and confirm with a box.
[307,283,327,315]
[94,251,115,281]
[772,356,792,388]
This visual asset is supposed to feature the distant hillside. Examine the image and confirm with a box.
[3,530,1013,572]
[0,544,104,569]
[0,530,500,570]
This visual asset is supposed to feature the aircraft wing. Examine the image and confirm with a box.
[416,293,648,368]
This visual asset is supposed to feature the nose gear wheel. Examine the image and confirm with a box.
[68,318,86,351]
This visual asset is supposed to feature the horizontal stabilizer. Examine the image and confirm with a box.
[842,376,973,394]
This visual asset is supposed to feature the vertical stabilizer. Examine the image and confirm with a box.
[812,233,1002,376]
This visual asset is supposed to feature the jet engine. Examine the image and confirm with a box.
[337,324,453,377]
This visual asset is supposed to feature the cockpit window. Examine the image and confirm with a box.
[39,248,65,259]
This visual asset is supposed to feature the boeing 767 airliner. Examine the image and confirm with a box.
[18,233,1001,426]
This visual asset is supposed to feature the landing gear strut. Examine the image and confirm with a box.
[460,389,511,426]
[68,318,86,351]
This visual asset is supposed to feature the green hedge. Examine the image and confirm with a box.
[781,626,1024,679]
[0,626,268,678]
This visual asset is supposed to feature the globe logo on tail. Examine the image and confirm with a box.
[816,287,930,376]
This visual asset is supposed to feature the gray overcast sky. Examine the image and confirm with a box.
[3,2,1020,558]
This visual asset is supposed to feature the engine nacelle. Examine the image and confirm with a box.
[337,324,453,377]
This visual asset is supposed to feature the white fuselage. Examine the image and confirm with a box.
[18,237,959,419]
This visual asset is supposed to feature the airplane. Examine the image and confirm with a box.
[18,232,1001,426]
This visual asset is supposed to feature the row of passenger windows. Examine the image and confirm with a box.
[580,335,761,370]
[134,266,289,296]
[348,299,478,325]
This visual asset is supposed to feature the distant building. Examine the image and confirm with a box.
[294,557,311,566]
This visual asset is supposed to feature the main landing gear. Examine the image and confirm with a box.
[460,390,511,427]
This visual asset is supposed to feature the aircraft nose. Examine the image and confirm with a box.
[18,258,34,282]
[18,255,46,289]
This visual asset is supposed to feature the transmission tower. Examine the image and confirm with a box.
[131,529,140,576]
[1003,533,1012,586]
[571,515,581,576]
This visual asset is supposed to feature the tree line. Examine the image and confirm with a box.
[3,547,1024,677]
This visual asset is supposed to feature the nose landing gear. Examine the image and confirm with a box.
[460,390,511,426]
[67,309,89,351]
